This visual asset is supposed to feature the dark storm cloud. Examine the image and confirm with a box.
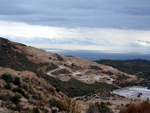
[0,0,150,29]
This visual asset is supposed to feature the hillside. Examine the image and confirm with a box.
[0,37,145,112]
[0,67,87,113]
[96,59,150,87]
[0,37,140,96]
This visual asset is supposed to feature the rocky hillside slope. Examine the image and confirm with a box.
[0,37,140,96]
[0,37,145,113]
[0,67,88,113]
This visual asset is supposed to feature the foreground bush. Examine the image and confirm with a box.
[121,102,150,113]
[49,98,80,113]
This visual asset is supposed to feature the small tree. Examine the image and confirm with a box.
[11,94,21,104]
[1,73,13,83]
[4,83,12,89]
[13,76,21,85]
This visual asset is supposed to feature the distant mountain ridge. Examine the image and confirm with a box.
[96,59,150,81]
[95,59,150,63]
[123,59,150,62]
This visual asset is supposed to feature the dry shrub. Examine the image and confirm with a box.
[62,98,80,113]
[50,98,80,113]
[121,102,150,113]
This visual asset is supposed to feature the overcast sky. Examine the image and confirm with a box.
[0,0,150,53]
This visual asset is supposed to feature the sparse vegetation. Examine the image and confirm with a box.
[117,75,130,80]
[87,102,113,113]
[12,88,29,99]
[0,38,49,72]
[96,59,150,80]
[52,69,71,75]
[38,70,117,97]
[46,63,58,72]
[102,71,114,75]
[90,66,102,70]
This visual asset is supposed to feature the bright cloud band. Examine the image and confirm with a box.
[0,21,150,53]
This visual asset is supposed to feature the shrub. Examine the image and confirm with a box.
[12,88,18,92]
[121,102,150,113]
[33,107,39,113]
[29,89,35,94]
[50,88,55,93]
[32,95,39,100]
[36,73,40,78]
[56,88,60,92]
[46,63,58,72]
[0,94,5,99]
[11,94,21,104]
[1,73,13,83]
[16,88,24,95]
[4,83,12,89]
[12,88,29,99]
[13,76,21,85]
[49,98,79,112]
[22,83,29,91]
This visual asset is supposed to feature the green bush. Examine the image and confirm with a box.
[22,83,29,91]
[4,83,12,89]
[46,63,58,72]
[12,88,29,99]
[33,107,39,113]
[11,94,21,104]
[1,73,13,83]
[13,76,21,85]
[56,88,60,92]
[50,88,55,93]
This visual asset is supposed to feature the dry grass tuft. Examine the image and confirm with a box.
[121,101,150,113]
[50,97,80,113]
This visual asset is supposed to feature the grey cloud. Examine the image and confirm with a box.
[138,40,150,44]
[128,42,141,47]
[6,36,112,46]
[0,0,150,29]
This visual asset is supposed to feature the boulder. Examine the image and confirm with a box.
[52,107,59,112]
[20,98,28,103]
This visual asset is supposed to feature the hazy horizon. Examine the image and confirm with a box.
[46,49,150,61]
